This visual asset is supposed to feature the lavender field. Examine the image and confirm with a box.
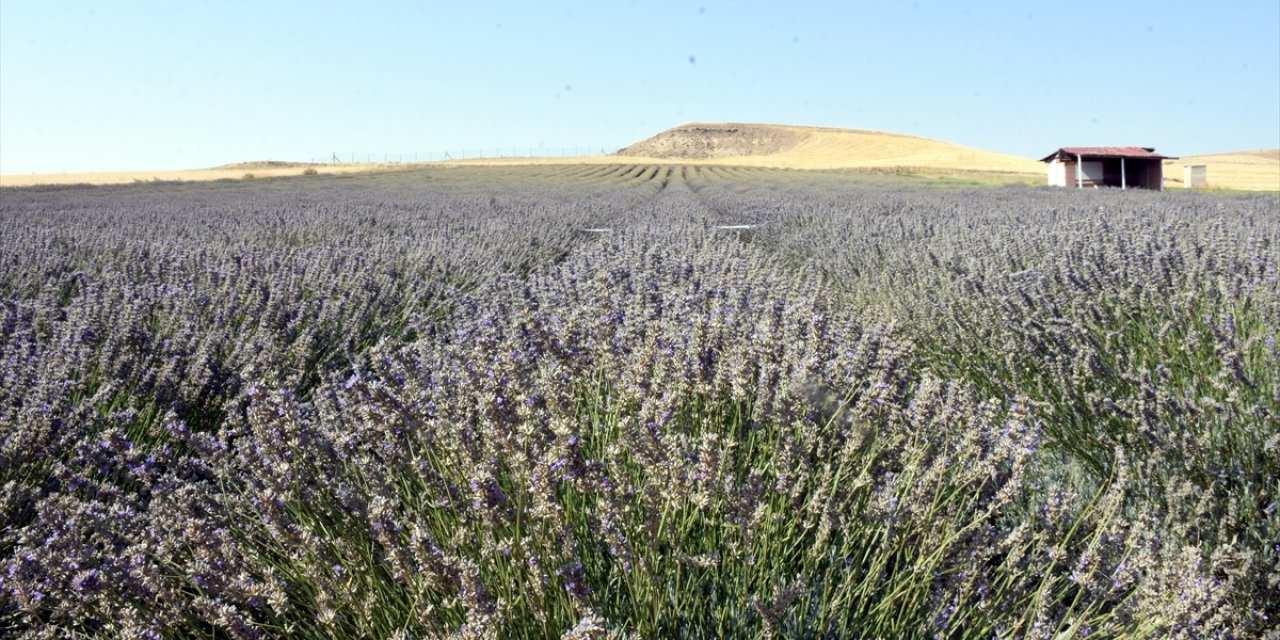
[1,166,1277,639]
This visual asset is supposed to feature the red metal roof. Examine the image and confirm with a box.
[1041,147,1168,162]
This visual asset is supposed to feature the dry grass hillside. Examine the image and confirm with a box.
[1163,149,1280,191]
[617,123,1044,177]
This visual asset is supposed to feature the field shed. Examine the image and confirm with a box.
[1041,147,1169,190]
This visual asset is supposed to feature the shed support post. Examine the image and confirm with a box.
[1121,157,1126,190]
[1076,154,1083,188]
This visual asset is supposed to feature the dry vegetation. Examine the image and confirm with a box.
[617,123,1045,176]
[1163,149,1280,191]
[0,163,394,188]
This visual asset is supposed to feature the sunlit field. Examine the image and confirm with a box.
[2,165,1277,638]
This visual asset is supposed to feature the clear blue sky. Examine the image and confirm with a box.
[2,1,1277,173]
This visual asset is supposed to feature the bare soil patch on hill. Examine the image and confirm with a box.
[617,124,806,159]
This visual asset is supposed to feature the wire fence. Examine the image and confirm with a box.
[305,147,616,165]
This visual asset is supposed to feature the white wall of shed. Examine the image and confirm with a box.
[1047,160,1067,186]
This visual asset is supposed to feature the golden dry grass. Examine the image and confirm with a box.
[1163,149,1280,191]
[0,163,394,188]
[709,124,1042,173]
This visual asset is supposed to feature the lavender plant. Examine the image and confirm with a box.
[1,166,1276,638]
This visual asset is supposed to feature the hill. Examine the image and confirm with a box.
[616,122,1045,177]
[1163,149,1279,191]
